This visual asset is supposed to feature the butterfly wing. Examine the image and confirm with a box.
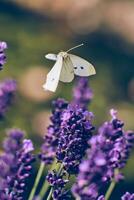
[45,53,57,61]
[43,55,63,92]
[69,54,96,76]
[60,55,74,82]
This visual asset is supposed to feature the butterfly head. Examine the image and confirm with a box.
[58,51,68,58]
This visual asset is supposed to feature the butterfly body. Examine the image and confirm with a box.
[43,47,96,92]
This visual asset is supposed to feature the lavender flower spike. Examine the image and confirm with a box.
[121,192,134,200]
[40,98,68,164]
[0,129,35,200]
[0,41,7,70]
[0,79,17,117]
[56,105,94,174]
[72,109,134,200]
[72,77,93,109]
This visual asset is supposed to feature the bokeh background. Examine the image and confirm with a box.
[0,0,134,198]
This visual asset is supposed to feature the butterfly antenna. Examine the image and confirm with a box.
[66,43,84,53]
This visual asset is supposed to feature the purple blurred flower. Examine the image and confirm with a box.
[121,192,134,200]
[23,139,34,154]
[56,105,94,174]
[72,109,134,199]
[72,77,93,109]
[0,79,17,117]
[97,195,105,200]
[47,170,69,200]
[0,129,35,200]
[3,128,24,152]
[0,41,7,70]
[40,98,68,164]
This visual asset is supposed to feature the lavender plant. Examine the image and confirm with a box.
[40,98,68,165]
[0,42,134,200]
[0,129,35,200]
[72,77,93,109]
[0,41,7,70]
[0,79,17,117]
[72,109,134,200]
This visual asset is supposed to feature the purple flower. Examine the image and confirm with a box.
[72,109,134,199]
[3,129,24,152]
[72,139,107,199]
[56,105,94,174]
[23,139,34,154]
[40,98,68,164]
[47,170,69,200]
[72,77,93,109]
[0,129,35,200]
[97,195,105,200]
[0,79,17,117]
[0,41,7,70]
[121,192,134,200]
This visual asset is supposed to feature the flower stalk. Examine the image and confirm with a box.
[39,160,60,199]
[46,188,53,200]
[105,169,119,200]
[28,162,45,200]
[105,180,116,200]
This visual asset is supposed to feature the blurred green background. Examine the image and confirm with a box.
[0,0,134,198]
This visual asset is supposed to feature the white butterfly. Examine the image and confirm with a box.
[43,44,96,92]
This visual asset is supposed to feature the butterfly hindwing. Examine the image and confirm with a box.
[60,55,74,82]
[43,55,63,92]
[69,54,96,76]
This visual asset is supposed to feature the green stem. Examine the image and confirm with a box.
[28,162,45,200]
[46,188,53,200]
[57,163,63,175]
[105,169,119,200]
[39,180,50,199]
[39,160,58,199]
[105,180,116,200]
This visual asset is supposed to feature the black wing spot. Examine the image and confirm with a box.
[74,67,77,69]
[80,66,84,69]
[51,78,55,81]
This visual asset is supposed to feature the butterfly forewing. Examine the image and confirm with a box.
[69,54,96,76]
[59,55,74,82]
[45,54,57,61]
[43,55,63,92]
